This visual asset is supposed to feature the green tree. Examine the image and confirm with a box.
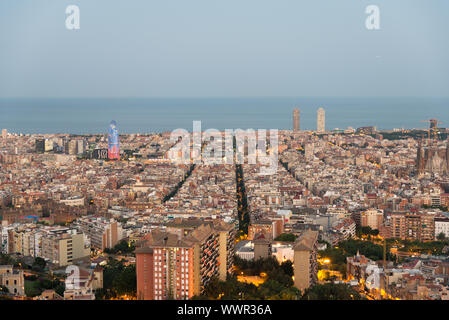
[32,257,47,272]
[280,260,294,277]
[0,285,9,293]
[201,257,297,300]
[100,258,137,299]
[104,240,136,255]
[301,283,363,300]
[0,253,13,265]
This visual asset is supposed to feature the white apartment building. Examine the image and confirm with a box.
[435,217,449,239]
[76,217,123,250]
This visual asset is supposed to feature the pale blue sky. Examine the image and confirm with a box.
[0,0,448,98]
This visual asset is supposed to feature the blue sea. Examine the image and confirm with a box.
[0,97,448,134]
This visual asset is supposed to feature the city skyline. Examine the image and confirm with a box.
[2,0,449,308]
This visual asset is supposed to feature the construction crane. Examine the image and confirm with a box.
[422,119,442,146]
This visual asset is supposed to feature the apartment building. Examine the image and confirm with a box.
[135,246,155,300]
[11,228,42,257]
[41,228,90,267]
[0,224,13,254]
[389,212,435,241]
[76,217,123,250]
[0,265,24,296]
[360,208,384,230]
[293,230,318,293]
[253,232,272,260]
[248,218,283,241]
[186,224,219,297]
[214,220,236,281]
[136,231,195,300]
[435,217,449,239]
[136,220,234,300]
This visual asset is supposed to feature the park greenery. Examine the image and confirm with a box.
[31,257,47,272]
[95,257,136,299]
[386,238,449,256]
[103,240,136,255]
[24,274,65,297]
[198,256,362,300]
[1,253,50,273]
[356,226,379,238]
[0,253,13,265]
[234,256,294,280]
[194,275,300,300]
[195,256,298,300]
[437,232,447,241]
[301,282,363,300]
[319,239,394,278]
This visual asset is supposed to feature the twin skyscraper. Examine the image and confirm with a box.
[293,107,326,133]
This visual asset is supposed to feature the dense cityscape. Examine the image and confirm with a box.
[1,108,449,301]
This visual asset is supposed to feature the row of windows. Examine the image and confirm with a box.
[4,280,18,285]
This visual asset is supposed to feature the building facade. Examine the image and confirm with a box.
[41,229,90,267]
[389,212,435,241]
[77,217,123,250]
[0,265,24,296]
[136,220,235,300]
[293,108,300,132]
[108,120,120,160]
[293,230,318,293]
[435,217,449,239]
[361,208,384,230]
[317,107,325,133]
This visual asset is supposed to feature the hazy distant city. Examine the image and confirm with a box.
[1,107,449,301]
[1,0,449,305]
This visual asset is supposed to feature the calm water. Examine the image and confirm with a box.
[0,97,448,134]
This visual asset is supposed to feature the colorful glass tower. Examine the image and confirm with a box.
[108,120,120,160]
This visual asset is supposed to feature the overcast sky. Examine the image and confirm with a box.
[1,0,448,98]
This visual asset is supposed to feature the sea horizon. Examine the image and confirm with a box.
[1,96,448,135]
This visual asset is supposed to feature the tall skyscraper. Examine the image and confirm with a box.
[108,120,120,160]
[317,107,325,133]
[293,108,300,132]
